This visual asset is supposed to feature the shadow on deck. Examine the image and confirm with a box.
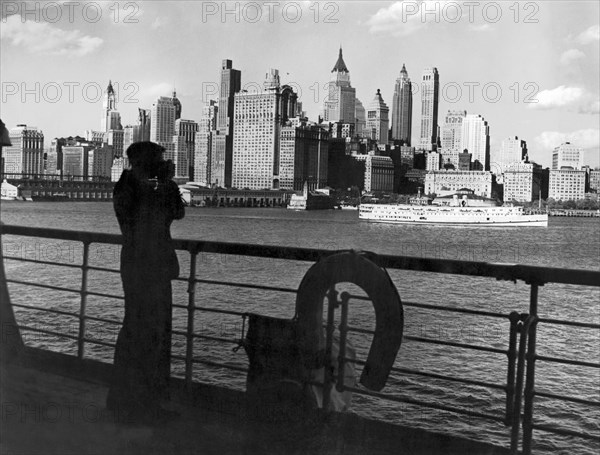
[1,348,508,455]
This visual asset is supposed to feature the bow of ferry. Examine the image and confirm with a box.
[1,224,599,455]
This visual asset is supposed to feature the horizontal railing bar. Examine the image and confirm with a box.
[2,256,82,269]
[531,423,600,441]
[12,303,79,319]
[535,390,600,407]
[194,278,297,294]
[18,325,79,341]
[536,354,600,369]
[81,338,116,348]
[5,279,80,294]
[400,335,507,355]
[171,355,248,373]
[344,385,505,423]
[87,265,120,274]
[86,290,124,300]
[4,224,599,286]
[537,317,600,329]
[172,305,246,318]
[351,295,509,319]
[171,330,238,345]
[84,314,122,326]
[346,357,506,390]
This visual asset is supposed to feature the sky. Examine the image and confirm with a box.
[1,0,599,168]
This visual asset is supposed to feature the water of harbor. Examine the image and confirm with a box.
[2,201,599,454]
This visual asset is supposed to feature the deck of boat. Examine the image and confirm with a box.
[1,348,509,455]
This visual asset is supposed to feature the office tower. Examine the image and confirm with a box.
[106,129,124,158]
[123,126,136,152]
[549,169,586,200]
[490,136,527,179]
[232,70,297,190]
[323,47,356,124]
[150,96,176,164]
[211,59,242,187]
[101,81,122,133]
[3,125,44,175]
[365,89,389,145]
[391,64,412,145]
[426,151,441,171]
[425,170,492,197]
[461,114,490,171]
[279,122,329,191]
[504,161,542,203]
[419,68,439,151]
[137,108,151,142]
[440,110,467,169]
[87,145,114,179]
[194,100,218,185]
[552,142,584,170]
[355,98,365,137]
[172,90,182,120]
[173,118,198,179]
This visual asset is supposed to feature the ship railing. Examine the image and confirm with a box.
[1,224,599,455]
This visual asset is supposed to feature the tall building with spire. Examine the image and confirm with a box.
[172,90,182,120]
[391,64,412,145]
[101,81,121,133]
[322,47,356,124]
[365,89,389,146]
[419,68,439,151]
[212,59,241,187]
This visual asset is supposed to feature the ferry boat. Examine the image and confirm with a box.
[359,195,548,227]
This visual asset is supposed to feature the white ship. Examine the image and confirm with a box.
[359,194,548,227]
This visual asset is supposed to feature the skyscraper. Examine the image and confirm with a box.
[460,114,490,171]
[3,125,44,175]
[552,142,584,170]
[232,69,297,190]
[355,98,366,137]
[150,96,176,164]
[101,81,122,133]
[419,68,439,151]
[173,119,198,179]
[365,89,389,146]
[212,59,241,187]
[322,47,356,124]
[492,136,527,176]
[194,100,218,186]
[391,64,412,145]
[440,110,467,169]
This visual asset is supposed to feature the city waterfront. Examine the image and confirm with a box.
[1,202,599,454]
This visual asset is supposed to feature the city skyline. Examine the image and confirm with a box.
[1,1,599,169]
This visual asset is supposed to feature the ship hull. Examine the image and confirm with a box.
[359,204,548,227]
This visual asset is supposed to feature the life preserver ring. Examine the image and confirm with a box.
[294,251,403,392]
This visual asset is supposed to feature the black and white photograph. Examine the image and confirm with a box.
[1,1,599,454]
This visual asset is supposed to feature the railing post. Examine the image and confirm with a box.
[505,311,521,426]
[522,283,540,455]
[336,292,350,393]
[185,250,198,389]
[510,313,529,454]
[322,285,338,411]
[77,241,90,359]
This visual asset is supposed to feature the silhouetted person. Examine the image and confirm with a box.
[106,142,185,423]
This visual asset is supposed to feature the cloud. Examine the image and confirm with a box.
[527,85,599,114]
[575,24,600,45]
[367,1,441,36]
[468,24,492,32]
[0,15,102,56]
[559,48,585,65]
[534,129,600,151]
[146,83,173,98]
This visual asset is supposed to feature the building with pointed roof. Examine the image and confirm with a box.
[101,80,121,133]
[322,47,356,124]
[391,64,412,145]
[365,89,389,146]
